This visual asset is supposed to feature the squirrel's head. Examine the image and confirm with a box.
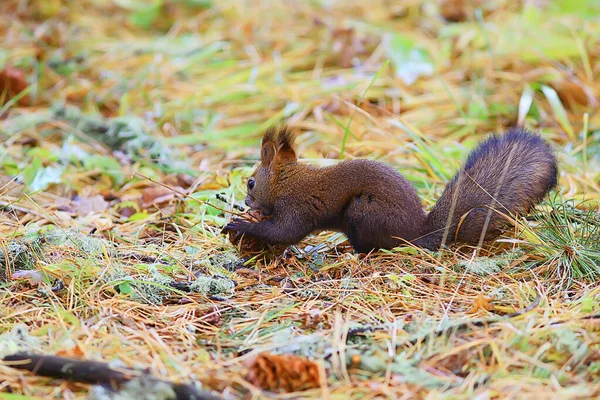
[245,126,297,216]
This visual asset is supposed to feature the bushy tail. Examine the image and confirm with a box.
[414,128,558,250]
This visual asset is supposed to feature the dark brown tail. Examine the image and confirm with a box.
[414,128,558,250]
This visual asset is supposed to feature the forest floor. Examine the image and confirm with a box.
[1,1,600,399]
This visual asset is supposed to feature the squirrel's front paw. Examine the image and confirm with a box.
[222,218,253,240]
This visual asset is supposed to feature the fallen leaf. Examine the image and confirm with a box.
[469,293,492,313]
[141,185,179,208]
[74,195,109,216]
[245,353,321,392]
[0,67,30,106]
[118,206,138,218]
[11,270,44,285]
[55,343,86,359]
[164,173,196,189]
[88,215,114,232]
[440,0,468,22]
[553,79,596,109]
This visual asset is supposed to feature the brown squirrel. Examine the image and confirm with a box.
[223,126,557,253]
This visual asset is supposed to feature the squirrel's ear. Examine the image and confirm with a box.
[261,127,278,167]
[274,126,297,166]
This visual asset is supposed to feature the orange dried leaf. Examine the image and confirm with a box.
[246,353,320,393]
[469,293,492,313]
[55,343,86,359]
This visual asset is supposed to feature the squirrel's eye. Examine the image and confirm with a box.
[247,178,256,190]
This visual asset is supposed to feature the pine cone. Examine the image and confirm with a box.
[224,210,288,256]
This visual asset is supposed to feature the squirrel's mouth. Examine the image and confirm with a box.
[245,196,273,216]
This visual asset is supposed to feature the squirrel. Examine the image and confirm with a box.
[223,126,558,253]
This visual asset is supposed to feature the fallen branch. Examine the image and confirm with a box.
[2,352,221,400]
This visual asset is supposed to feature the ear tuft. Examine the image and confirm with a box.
[262,126,278,147]
[276,126,296,151]
[261,125,297,169]
[274,125,297,166]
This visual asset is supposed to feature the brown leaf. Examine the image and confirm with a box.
[439,0,468,22]
[554,80,595,109]
[75,195,108,216]
[246,353,320,392]
[141,186,179,209]
[118,206,138,218]
[0,67,29,106]
[173,173,196,189]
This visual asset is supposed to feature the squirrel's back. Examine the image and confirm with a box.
[414,128,557,250]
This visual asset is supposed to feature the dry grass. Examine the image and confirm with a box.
[1,0,600,399]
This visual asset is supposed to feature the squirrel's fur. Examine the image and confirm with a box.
[224,126,558,252]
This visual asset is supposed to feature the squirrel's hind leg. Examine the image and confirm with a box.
[341,194,406,253]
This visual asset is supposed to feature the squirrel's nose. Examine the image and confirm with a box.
[244,198,252,207]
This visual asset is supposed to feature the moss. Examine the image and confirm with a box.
[189,275,236,296]
[0,325,39,358]
[458,248,525,275]
[87,376,176,400]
